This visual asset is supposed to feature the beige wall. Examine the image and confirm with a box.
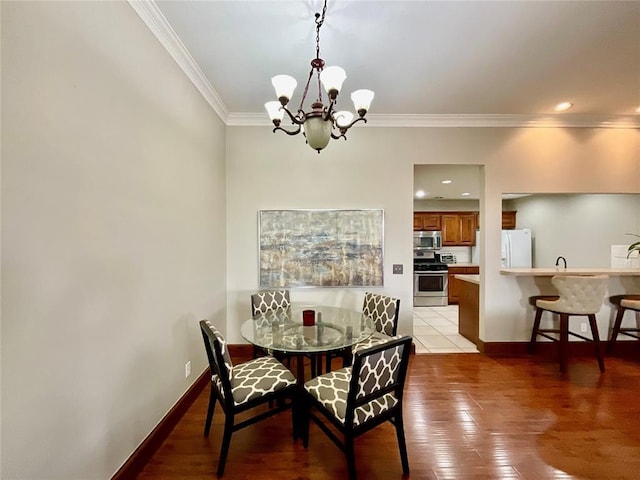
[1,2,226,478]
[226,126,640,344]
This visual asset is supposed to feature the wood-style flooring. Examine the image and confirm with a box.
[137,353,640,480]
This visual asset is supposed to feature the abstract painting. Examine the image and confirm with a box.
[259,209,384,287]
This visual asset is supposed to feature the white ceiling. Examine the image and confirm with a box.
[139,1,640,199]
[151,0,640,122]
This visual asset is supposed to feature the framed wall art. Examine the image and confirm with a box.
[258,209,384,288]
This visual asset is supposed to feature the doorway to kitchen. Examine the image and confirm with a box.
[413,164,483,354]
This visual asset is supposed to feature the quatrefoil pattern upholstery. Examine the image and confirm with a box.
[201,321,295,406]
[536,275,608,314]
[353,333,403,354]
[251,290,291,315]
[305,337,409,427]
[362,292,400,336]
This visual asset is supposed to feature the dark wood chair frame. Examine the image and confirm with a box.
[200,320,297,477]
[303,336,412,480]
[528,296,605,373]
[325,294,400,372]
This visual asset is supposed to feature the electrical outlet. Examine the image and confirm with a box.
[580,323,587,333]
[185,361,191,378]
[392,264,403,274]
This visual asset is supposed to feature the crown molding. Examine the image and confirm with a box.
[132,1,639,130]
[128,0,229,121]
[227,113,640,128]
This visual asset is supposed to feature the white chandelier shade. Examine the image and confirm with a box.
[319,66,347,98]
[271,75,297,104]
[351,89,375,114]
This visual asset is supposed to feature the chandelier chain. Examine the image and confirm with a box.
[297,0,329,112]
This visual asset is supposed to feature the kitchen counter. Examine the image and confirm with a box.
[448,263,479,268]
[455,274,479,284]
[500,268,640,276]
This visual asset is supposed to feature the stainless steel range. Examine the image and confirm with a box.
[413,255,449,307]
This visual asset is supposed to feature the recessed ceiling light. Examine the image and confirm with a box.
[441,179,452,184]
[461,192,471,196]
[635,106,640,113]
[554,102,573,112]
[415,190,425,198]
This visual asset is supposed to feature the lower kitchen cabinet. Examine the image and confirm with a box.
[448,266,480,304]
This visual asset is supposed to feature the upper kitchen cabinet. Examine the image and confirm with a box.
[413,212,441,231]
[502,211,517,229]
[442,213,476,246]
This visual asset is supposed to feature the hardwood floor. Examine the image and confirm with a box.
[136,353,640,480]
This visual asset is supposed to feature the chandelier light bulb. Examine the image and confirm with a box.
[271,75,297,105]
[351,89,375,116]
[320,66,347,99]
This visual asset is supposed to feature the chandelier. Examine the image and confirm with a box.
[264,0,374,153]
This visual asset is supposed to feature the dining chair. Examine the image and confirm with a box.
[303,335,412,480]
[251,289,324,377]
[199,320,297,477]
[250,290,291,358]
[529,275,608,372]
[325,292,401,372]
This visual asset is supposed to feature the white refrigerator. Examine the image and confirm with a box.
[501,229,532,268]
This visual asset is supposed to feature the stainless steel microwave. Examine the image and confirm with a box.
[413,231,442,251]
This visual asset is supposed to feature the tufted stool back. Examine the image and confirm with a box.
[536,275,608,315]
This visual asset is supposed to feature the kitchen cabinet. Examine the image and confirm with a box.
[448,266,480,304]
[442,214,476,246]
[413,212,441,231]
[502,211,517,229]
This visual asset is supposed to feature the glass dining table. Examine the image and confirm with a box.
[240,304,375,382]
[241,304,375,439]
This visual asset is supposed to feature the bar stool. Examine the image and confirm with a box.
[607,294,640,353]
[529,275,609,373]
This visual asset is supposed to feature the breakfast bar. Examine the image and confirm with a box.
[500,268,640,276]
[456,269,640,349]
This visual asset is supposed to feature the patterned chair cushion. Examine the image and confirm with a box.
[251,290,291,315]
[203,321,233,398]
[230,355,296,406]
[305,367,398,427]
[355,341,404,400]
[352,333,401,354]
[362,292,399,336]
[202,320,295,405]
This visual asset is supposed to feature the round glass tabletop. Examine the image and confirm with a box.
[241,305,375,354]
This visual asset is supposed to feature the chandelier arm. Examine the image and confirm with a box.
[331,131,346,141]
[280,105,306,125]
[273,124,302,136]
[336,116,368,131]
[322,99,336,121]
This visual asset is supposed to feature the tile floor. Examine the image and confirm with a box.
[413,305,479,354]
